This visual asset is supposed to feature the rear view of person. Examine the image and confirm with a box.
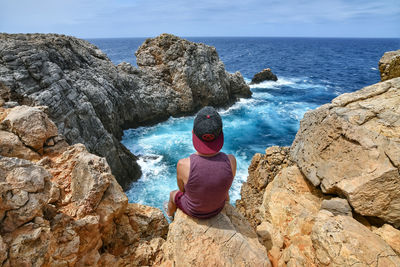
[164,106,237,220]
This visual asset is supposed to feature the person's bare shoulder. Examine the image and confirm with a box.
[177,157,190,169]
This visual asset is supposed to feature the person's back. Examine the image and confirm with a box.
[179,152,233,218]
[165,106,236,220]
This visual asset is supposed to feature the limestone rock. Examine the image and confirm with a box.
[136,33,252,112]
[373,224,400,256]
[379,49,400,81]
[161,204,271,267]
[0,157,51,232]
[250,68,278,84]
[260,166,324,266]
[291,78,400,226]
[0,235,7,265]
[321,197,352,216]
[0,106,57,154]
[0,130,40,160]
[0,33,250,189]
[236,146,291,227]
[312,210,400,266]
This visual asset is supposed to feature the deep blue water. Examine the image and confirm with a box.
[89,37,400,209]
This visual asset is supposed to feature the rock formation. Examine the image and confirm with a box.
[0,33,250,189]
[0,105,169,266]
[379,49,400,81]
[291,77,400,226]
[250,68,278,84]
[160,204,271,267]
[235,52,400,265]
[235,146,292,228]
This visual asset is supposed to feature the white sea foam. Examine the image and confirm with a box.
[371,67,378,70]
[248,77,296,89]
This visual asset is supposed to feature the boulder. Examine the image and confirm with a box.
[373,224,400,256]
[291,77,400,226]
[236,146,291,227]
[0,130,40,160]
[321,197,352,216]
[161,204,271,266]
[250,68,278,84]
[0,33,250,189]
[312,210,400,266]
[259,166,324,266]
[0,106,57,154]
[0,157,51,232]
[379,49,400,81]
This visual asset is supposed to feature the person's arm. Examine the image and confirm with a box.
[226,154,237,201]
[176,158,190,192]
[228,154,237,177]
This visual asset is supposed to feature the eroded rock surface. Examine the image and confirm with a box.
[0,105,168,266]
[0,33,250,189]
[291,78,400,226]
[250,68,278,84]
[312,210,400,266]
[161,204,271,267]
[236,146,292,228]
[379,49,400,81]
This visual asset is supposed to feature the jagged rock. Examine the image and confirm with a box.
[0,106,57,154]
[0,235,7,265]
[250,68,278,84]
[291,78,400,226]
[312,210,400,266]
[0,157,51,232]
[379,49,400,81]
[260,166,323,266]
[161,204,271,267]
[373,224,400,256]
[0,130,40,160]
[0,33,250,189]
[321,197,352,216]
[136,34,251,111]
[236,146,291,228]
[99,203,168,266]
[0,105,169,265]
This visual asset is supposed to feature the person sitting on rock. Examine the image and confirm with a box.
[164,106,236,220]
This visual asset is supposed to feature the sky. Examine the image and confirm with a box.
[1,0,399,38]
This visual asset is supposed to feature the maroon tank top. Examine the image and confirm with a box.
[179,152,233,219]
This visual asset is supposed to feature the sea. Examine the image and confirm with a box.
[89,37,400,210]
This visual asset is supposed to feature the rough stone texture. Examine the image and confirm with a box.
[321,197,352,216]
[373,224,400,256]
[236,146,292,228]
[291,77,400,226]
[379,49,400,81]
[250,68,278,84]
[312,210,400,266]
[259,166,324,266]
[0,106,57,154]
[0,105,169,266]
[136,33,252,113]
[0,33,250,189]
[161,204,271,267]
[0,129,40,160]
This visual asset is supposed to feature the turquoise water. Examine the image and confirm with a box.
[90,37,400,210]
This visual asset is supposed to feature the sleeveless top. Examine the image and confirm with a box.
[179,152,234,219]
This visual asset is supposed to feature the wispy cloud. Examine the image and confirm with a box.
[1,0,399,37]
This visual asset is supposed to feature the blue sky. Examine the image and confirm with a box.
[1,0,399,38]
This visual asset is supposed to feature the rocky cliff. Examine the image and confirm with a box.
[236,52,400,266]
[0,105,169,266]
[0,33,250,189]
